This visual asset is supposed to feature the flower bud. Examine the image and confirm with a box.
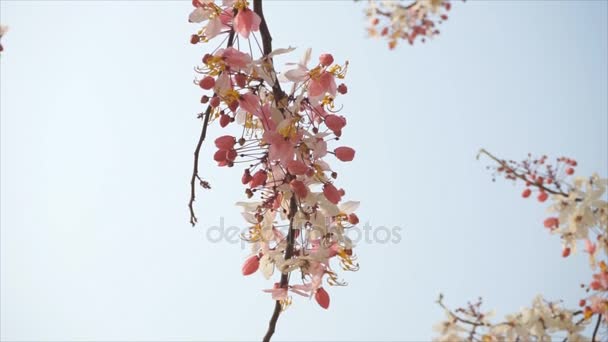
[242,255,260,276]
[315,287,330,309]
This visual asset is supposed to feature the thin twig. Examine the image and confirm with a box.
[188,25,237,226]
[592,314,602,342]
[477,148,571,198]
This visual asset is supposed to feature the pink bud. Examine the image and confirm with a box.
[228,100,239,113]
[319,53,334,67]
[522,188,531,198]
[242,170,252,185]
[337,83,348,94]
[334,147,355,162]
[210,96,220,108]
[543,217,559,230]
[315,287,330,309]
[287,160,308,175]
[234,73,247,88]
[199,76,215,90]
[537,191,548,202]
[250,170,267,188]
[323,183,341,204]
[348,213,359,225]
[213,149,227,163]
[214,135,236,150]
[226,149,237,162]
[562,247,571,258]
[219,114,231,128]
[290,180,308,199]
[325,115,346,136]
[242,255,260,276]
[566,167,575,175]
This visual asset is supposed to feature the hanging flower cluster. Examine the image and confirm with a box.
[433,149,608,341]
[365,0,453,49]
[188,0,360,315]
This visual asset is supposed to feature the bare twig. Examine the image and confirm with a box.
[477,148,571,198]
[188,25,237,226]
[592,314,603,342]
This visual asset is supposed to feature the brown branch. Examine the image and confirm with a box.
[250,3,294,339]
[592,314,602,342]
[263,195,298,342]
[477,148,571,198]
[188,105,212,226]
[253,0,272,55]
[188,25,237,227]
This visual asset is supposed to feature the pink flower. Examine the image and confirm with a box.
[309,71,337,98]
[323,183,341,204]
[264,131,295,166]
[239,92,261,115]
[233,8,261,39]
[334,147,355,162]
[315,287,330,309]
[221,47,252,69]
[242,255,260,275]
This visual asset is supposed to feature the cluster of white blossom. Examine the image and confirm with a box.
[435,152,608,341]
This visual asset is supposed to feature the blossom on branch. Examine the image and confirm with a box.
[188,1,360,323]
[440,149,608,341]
[365,0,455,49]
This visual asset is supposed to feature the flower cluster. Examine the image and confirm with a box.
[435,150,608,341]
[365,0,452,49]
[434,294,590,341]
[188,0,359,312]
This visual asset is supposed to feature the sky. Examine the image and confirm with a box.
[1,0,607,341]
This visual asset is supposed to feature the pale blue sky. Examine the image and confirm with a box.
[1,1,607,341]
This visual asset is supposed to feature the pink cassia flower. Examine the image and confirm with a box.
[233,8,261,39]
[309,72,337,98]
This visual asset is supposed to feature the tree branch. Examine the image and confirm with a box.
[188,25,237,226]
[477,148,572,198]
[592,314,602,342]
